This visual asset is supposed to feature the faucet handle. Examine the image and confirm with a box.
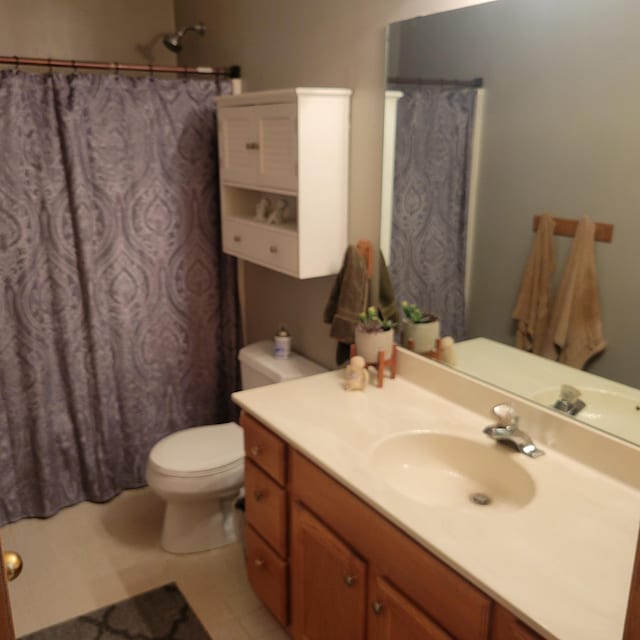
[491,403,518,428]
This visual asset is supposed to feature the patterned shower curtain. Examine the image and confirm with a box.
[0,71,240,525]
[389,84,477,340]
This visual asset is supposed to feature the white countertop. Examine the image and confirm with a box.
[233,354,640,640]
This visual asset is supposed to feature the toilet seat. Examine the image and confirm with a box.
[148,422,244,478]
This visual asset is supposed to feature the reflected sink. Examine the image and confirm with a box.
[532,386,640,439]
[369,432,536,510]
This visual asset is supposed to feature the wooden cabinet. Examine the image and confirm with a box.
[239,411,552,640]
[490,604,545,640]
[240,412,288,625]
[215,88,351,279]
[289,448,490,640]
[290,502,367,640]
[368,569,453,640]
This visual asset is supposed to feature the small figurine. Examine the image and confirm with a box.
[267,198,289,225]
[344,355,369,391]
[255,196,270,222]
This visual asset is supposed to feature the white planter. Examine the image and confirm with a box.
[401,319,440,353]
[354,328,394,363]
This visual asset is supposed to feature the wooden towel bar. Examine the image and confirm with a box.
[533,215,613,243]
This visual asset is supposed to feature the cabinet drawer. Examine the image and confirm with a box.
[222,218,299,276]
[241,412,286,484]
[246,525,288,626]
[245,460,287,557]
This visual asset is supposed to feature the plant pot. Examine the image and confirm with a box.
[401,319,440,353]
[354,328,394,363]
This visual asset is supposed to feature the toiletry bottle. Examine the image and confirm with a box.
[274,326,291,359]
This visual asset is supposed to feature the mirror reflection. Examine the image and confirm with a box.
[382,0,640,446]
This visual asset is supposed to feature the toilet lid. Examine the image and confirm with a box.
[148,422,243,476]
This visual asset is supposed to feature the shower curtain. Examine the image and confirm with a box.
[389,84,477,340]
[0,71,240,525]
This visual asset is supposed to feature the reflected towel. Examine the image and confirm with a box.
[323,246,369,344]
[512,214,556,354]
[541,217,606,368]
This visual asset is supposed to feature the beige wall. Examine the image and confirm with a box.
[0,0,176,64]
[175,0,491,369]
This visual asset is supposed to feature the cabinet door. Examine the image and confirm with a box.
[290,501,366,640]
[255,103,298,192]
[368,570,453,640]
[218,106,258,185]
[490,604,545,640]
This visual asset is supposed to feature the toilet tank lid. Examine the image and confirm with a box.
[239,340,326,382]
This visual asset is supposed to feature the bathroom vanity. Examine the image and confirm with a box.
[233,348,640,640]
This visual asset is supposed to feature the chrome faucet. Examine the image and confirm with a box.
[483,404,544,458]
[553,384,586,416]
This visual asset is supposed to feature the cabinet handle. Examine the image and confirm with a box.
[344,575,357,587]
[233,234,242,242]
[245,142,260,150]
[254,558,265,568]
[253,489,265,502]
[250,445,262,456]
[372,601,384,615]
[269,245,278,254]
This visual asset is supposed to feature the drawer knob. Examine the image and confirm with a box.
[245,142,260,150]
[344,575,357,587]
[269,245,278,254]
[254,558,265,568]
[372,601,384,615]
[233,235,242,242]
[253,489,265,502]
[250,445,262,457]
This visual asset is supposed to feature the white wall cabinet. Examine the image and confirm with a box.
[215,88,351,279]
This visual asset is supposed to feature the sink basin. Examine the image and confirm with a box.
[369,432,535,510]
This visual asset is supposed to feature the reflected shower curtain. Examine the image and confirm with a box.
[389,84,477,340]
[0,71,240,525]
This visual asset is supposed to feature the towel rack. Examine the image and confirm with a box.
[533,215,613,243]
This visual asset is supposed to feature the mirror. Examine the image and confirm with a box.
[382,0,640,446]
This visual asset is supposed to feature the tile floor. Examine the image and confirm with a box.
[1,488,289,640]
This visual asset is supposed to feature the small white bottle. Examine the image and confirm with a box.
[274,326,291,359]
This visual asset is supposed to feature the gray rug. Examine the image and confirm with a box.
[19,583,211,639]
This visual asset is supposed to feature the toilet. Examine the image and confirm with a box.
[145,340,325,554]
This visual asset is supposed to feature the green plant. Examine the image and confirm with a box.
[401,301,438,324]
[357,306,397,333]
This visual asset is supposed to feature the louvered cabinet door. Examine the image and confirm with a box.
[255,103,298,192]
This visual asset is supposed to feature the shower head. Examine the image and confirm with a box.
[162,23,206,53]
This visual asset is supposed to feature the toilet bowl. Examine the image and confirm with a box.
[146,340,325,553]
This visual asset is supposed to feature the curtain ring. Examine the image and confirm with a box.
[13,55,19,71]
[113,62,120,76]
[47,57,53,74]
[148,64,154,78]
[71,60,77,74]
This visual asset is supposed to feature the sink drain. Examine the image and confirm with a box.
[470,492,492,506]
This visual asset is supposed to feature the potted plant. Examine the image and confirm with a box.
[400,301,440,353]
[354,306,397,363]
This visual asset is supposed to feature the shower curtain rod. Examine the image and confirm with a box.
[387,76,483,88]
[0,54,241,78]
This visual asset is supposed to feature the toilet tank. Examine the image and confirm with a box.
[238,340,327,390]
